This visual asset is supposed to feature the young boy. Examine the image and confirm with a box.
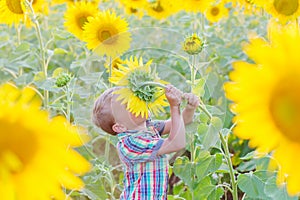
[92,85,199,200]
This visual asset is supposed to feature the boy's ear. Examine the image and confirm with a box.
[112,123,127,133]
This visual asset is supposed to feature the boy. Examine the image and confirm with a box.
[92,85,199,199]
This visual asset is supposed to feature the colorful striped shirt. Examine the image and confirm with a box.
[117,120,168,200]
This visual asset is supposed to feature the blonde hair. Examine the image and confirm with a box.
[92,87,118,135]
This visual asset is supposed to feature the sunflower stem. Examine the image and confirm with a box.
[109,56,112,88]
[138,81,167,89]
[219,131,238,200]
[25,0,49,109]
[190,54,197,199]
[17,25,23,76]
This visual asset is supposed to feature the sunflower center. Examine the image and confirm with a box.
[77,15,89,30]
[269,78,300,142]
[0,120,37,174]
[128,70,157,102]
[245,0,254,4]
[273,0,299,16]
[6,0,23,14]
[130,7,138,13]
[211,7,220,16]
[98,28,118,44]
[152,2,164,13]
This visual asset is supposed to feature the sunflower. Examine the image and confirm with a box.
[263,0,300,22]
[104,57,125,73]
[182,33,204,55]
[205,2,229,23]
[0,83,91,199]
[224,21,300,195]
[123,5,144,19]
[83,10,131,58]
[0,0,48,26]
[64,1,99,40]
[109,56,168,118]
[145,0,176,20]
[183,0,211,13]
[0,0,27,26]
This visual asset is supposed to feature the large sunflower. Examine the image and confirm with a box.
[83,11,131,58]
[224,21,300,195]
[205,2,229,23]
[109,56,168,118]
[0,83,91,199]
[0,0,48,26]
[0,0,26,26]
[64,1,99,40]
[263,0,300,22]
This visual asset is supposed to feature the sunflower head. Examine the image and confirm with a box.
[183,33,204,55]
[109,56,168,118]
[83,10,131,57]
[127,68,158,102]
[0,83,91,199]
[224,22,300,195]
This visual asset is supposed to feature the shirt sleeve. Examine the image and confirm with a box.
[146,120,165,135]
[118,134,164,163]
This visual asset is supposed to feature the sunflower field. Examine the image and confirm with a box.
[1,0,300,199]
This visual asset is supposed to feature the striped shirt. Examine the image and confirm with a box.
[117,120,168,200]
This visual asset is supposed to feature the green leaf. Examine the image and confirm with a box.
[173,156,194,189]
[237,172,267,199]
[265,176,297,200]
[195,150,222,181]
[54,48,68,55]
[189,78,205,97]
[79,72,103,85]
[202,116,223,150]
[240,151,255,160]
[194,176,224,200]
[207,187,224,200]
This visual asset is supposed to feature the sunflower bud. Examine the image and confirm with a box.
[55,73,71,87]
[183,33,204,55]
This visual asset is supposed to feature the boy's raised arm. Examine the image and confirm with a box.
[160,93,199,135]
[157,85,186,155]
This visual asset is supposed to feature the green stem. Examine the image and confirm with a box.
[219,132,238,200]
[191,55,196,86]
[109,56,112,88]
[104,134,110,165]
[199,99,213,121]
[25,0,48,109]
[17,25,23,76]
[138,81,167,89]
[106,57,112,162]
[66,86,71,122]
[190,54,197,200]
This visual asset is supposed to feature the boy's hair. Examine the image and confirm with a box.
[92,87,118,135]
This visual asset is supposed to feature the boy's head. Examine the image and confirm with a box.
[92,87,147,135]
[92,87,117,135]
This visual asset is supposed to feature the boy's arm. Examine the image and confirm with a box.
[160,93,199,135]
[157,86,185,155]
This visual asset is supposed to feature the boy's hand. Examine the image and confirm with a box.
[183,93,200,110]
[165,85,183,107]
